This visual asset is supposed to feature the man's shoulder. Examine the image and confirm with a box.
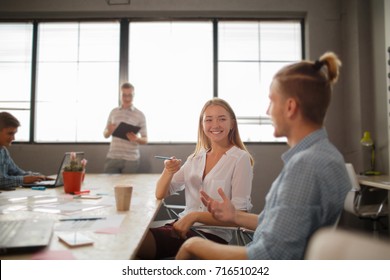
[310,139,343,161]
[132,106,145,114]
[131,107,146,120]
[109,107,121,114]
[0,147,11,164]
[288,140,344,173]
[0,146,9,155]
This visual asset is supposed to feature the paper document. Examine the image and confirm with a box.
[57,232,94,247]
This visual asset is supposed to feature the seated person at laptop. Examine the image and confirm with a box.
[0,112,49,189]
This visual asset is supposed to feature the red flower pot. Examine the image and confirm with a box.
[62,171,83,194]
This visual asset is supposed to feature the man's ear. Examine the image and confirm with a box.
[285,97,298,118]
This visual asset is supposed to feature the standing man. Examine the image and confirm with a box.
[0,112,49,189]
[103,82,148,173]
[176,52,352,260]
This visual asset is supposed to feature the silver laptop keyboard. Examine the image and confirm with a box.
[0,220,24,245]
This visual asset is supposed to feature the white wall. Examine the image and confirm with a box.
[371,0,389,174]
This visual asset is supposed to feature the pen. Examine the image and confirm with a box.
[31,186,46,190]
[154,156,181,160]
[59,217,106,222]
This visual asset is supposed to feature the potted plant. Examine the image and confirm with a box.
[62,152,87,194]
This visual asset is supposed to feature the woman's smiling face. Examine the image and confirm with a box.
[202,105,233,144]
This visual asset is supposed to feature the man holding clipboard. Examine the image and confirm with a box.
[103,82,148,173]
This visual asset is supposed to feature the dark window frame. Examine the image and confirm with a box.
[1,17,304,144]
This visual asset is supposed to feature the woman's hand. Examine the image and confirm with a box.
[173,212,197,239]
[164,157,182,174]
[155,157,182,199]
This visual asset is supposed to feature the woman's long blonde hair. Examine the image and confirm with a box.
[192,98,254,166]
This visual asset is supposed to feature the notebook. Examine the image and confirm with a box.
[23,152,85,188]
[0,219,54,255]
[112,122,141,141]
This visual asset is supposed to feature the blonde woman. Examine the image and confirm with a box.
[137,98,254,259]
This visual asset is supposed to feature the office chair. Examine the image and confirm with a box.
[344,163,389,237]
[305,227,390,259]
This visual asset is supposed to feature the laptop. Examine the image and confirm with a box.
[23,152,85,188]
[0,219,54,255]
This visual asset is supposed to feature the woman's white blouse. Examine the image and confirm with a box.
[169,146,253,241]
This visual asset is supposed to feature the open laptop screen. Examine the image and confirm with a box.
[22,152,85,188]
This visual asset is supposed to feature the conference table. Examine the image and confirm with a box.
[358,175,390,236]
[0,173,162,260]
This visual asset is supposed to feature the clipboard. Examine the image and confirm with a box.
[112,122,141,141]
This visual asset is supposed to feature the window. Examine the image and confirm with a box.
[129,20,302,143]
[35,22,120,142]
[218,21,302,142]
[0,23,33,141]
[1,19,302,143]
[128,21,213,142]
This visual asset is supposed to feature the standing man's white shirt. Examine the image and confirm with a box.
[106,105,147,161]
